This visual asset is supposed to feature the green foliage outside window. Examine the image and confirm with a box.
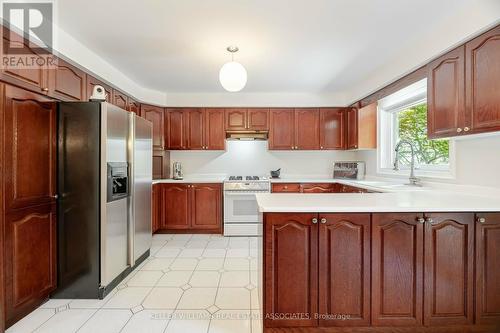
[396,104,449,167]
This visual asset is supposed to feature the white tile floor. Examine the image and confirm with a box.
[7,234,262,333]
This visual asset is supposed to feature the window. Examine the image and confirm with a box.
[378,78,454,178]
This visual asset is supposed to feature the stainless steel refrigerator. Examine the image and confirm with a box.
[54,102,152,299]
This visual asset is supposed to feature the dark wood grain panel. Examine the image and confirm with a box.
[346,108,358,149]
[185,108,205,150]
[264,213,318,328]
[141,104,165,150]
[112,89,128,110]
[423,213,474,326]
[320,108,345,150]
[295,108,320,150]
[205,108,225,150]
[165,108,185,149]
[0,83,5,333]
[191,184,221,231]
[161,184,190,230]
[301,183,336,193]
[372,213,423,326]
[269,108,295,150]
[47,59,86,101]
[319,214,370,327]
[152,150,169,180]
[127,98,140,114]
[271,183,302,193]
[225,108,247,130]
[248,108,269,130]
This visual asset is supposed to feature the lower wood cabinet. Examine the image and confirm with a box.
[152,184,161,234]
[156,183,222,233]
[271,182,364,193]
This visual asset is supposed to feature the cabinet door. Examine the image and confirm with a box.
[3,85,57,210]
[4,204,56,326]
[271,183,301,193]
[269,108,295,150]
[320,108,345,150]
[205,108,225,150]
[475,213,500,325]
[301,183,335,193]
[372,213,423,326]
[346,108,358,149]
[165,108,186,150]
[161,184,190,230]
[0,32,48,94]
[47,59,86,101]
[319,214,370,327]
[225,108,247,130]
[465,25,500,134]
[151,184,161,233]
[427,46,466,139]
[247,108,269,130]
[86,75,112,102]
[142,104,165,150]
[190,184,221,231]
[185,108,205,150]
[264,213,318,327]
[152,150,169,180]
[112,90,128,110]
[128,98,140,115]
[295,108,320,150]
[423,213,474,326]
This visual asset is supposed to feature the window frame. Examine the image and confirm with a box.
[376,79,456,180]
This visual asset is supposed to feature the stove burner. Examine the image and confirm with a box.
[246,176,259,181]
[229,176,243,181]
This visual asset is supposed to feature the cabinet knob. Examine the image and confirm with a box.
[320,218,327,224]
[283,186,288,189]
[425,217,433,224]
[477,217,486,223]
[416,217,425,224]
[464,127,470,132]
[41,87,49,92]
[456,128,463,133]
[320,146,323,149]
[312,218,318,224]
[52,194,59,199]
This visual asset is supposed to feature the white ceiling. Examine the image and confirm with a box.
[57,0,497,98]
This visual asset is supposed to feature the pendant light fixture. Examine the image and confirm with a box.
[219,46,247,92]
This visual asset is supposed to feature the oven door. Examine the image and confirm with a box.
[224,191,261,223]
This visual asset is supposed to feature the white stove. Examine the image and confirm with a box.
[223,176,270,236]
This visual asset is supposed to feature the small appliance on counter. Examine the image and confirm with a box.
[270,168,281,179]
[333,161,366,180]
[173,162,183,180]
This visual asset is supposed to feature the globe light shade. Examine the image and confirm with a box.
[219,61,247,92]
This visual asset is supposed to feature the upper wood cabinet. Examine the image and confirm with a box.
[346,103,377,150]
[475,213,500,325]
[86,75,112,102]
[295,108,320,150]
[269,108,295,150]
[371,213,423,326]
[319,214,371,327]
[112,89,129,110]
[127,98,140,115]
[165,108,225,150]
[225,108,269,131]
[427,46,466,139]
[264,213,319,328]
[428,25,500,138]
[423,213,474,326]
[47,59,86,101]
[141,104,165,150]
[465,25,500,134]
[320,108,345,150]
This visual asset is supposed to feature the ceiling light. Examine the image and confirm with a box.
[219,46,247,92]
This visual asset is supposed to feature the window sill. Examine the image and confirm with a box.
[376,168,456,181]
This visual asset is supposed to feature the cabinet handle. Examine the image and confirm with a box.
[456,128,463,133]
[320,146,323,149]
[52,194,59,199]
[320,218,327,224]
[425,217,433,224]
[464,127,470,132]
[41,87,49,92]
[312,218,318,224]
[283,186,288,189]
[416,217,425,224]
[477,217,486,223]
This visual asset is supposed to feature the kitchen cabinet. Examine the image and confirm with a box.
[1,84,57,326]
[47,59,86,101]
[269,108,295,149]
[346,103,377,150]
[225,108,269,131]
[127,98,140,114]
[86,75,112,102]
[427,46,466,139]
[301,183,337,193]
[475,213,500,325]
[271,183,302,193]
[320,108,345,150]
[152,150,169,180]
[112,89,129,110]
[141,104,165,150]
[423,213,474,326]
[264,213,318,328]
[295,108,320,150]
[318,214,371,327]
[165,108,225,150]
[371,213,423,326]
[465,25,500,134]
[158,183,222,233]
[272,183,362,193]
[338,184,370,193]
[152,184,161,233]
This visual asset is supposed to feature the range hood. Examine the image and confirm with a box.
[226,130,268,141]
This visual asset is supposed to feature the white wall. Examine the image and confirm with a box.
[170,140,357,177]
[357,134,500,188]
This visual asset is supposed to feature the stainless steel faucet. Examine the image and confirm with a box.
[393,140,421,186]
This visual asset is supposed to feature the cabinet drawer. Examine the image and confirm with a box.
[271,183,301,193]
[301,183,336,193]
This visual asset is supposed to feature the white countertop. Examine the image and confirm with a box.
[255,191,500,213]
[153,176,226,184]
